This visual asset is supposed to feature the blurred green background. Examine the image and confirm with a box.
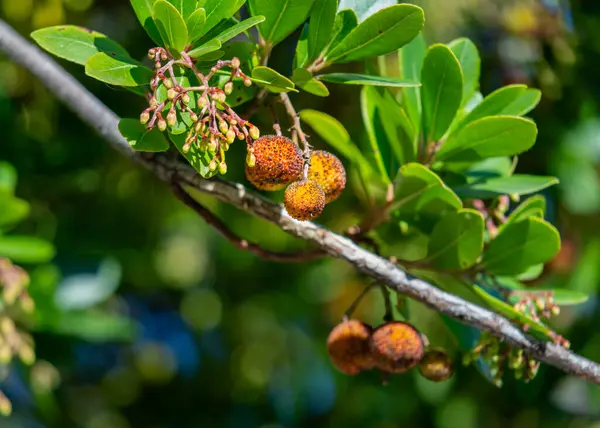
[2,0,600,427]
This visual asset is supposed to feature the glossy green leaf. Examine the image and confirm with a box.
[168,0,197,19]
[426,209,484,269]
[294,23,310,69]
[249,0,315,46]
[188,39,222,58]
[551,289,590,306]
[85,52,153,87]
[421,44,463,143]
[251,66,297,93]
[0,162,17,194]
[31,26,130,66]
[361,86,392,182]
[0,196,30,229]
[482,217,560,275]
[458,85,542,131]
[130,0,163,45]
[187,8,207,43]
[326,5,424,64]
[153,0,189,53]
[299,109,367,164]
[318,73,419,87]
[308,0,338,62]
[448,38,480,105]
[169,133,217,178]
[437,116,538,163]
[325,9,358,55]
[213,16,265,45]
[505,195,546,225]
[391,163,462,229]
[503,282,589,306]
[201,0,245,37]
[293,69,329,97]
[118,119,169,152]
[399,33,426,134]
[338,0,397,22]
[0,236,56,263]
[453,175,559,198]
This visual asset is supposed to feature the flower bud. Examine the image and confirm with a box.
[150,97,159,107]
[158,119,167,132]
[246,152,256,168]
[147,48,156,59]
[224,81,234,95]
[229,119,238,126]
[198,96,208,108]
[167,88,178,100]
[195,121,205,133]
[167,111,177,127]
[209,159,218,171]
[237,132,245,140]
[210,91,220,101]
[190,112,198,122]
[183,141,192,153]
[140,111,150,125]
[249,126,260,140]
[222,141,230,151]
[231,57,241,69]
[219,162,228,175]
[243,77,252,87]
[226,129,236,143]
[219,121,229,134]
[163,79,173,89]
[208,140,218,154]
[161,51,168,61]
[182,93,191,104]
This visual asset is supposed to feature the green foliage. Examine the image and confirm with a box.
[28,0,581,389]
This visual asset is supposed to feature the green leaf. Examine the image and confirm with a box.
[31,26,130,66]
[326,5,424,64]
[448,38,480,106]
[130,0,163,45]
[399,33,426,134]
[308,0,338,62]
[168,0,197,19]
[318,73,419,87]
[85,52,153,87]
[426,209,484,269]
[0,236,56,263]
[0,162,17,194]
[187,8,207,43]
[292,69,329,97]
[505,195,546,225]
[421,44,464,143]
[212,16,265,45]
[391,163,462,230]
[453,175,559,198]
[437,116,538,163]
[294,24,310,69]
[216,75,257,107]
[188,39,222,58]
[153,0,189,53]
[169,133,217,178]
[458,85,542,131]
[42,311,136,342]
[118,119,169,152]
[325,9,358,55]
[299,109,368,165]
[481,217,560,275]
[202,0,245,38]
[251,66,297,93]
[361,86,392,183]
[249,0,315,46]
[0,195,30,230]
[502,282,589,306]
[550,289,590,306]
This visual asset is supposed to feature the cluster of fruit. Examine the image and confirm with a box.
[245,135,346,221]
[327,319,454,382]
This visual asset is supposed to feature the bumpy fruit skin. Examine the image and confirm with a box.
[418,349,454,382]
[369,321,424,374]
[308,150,346,203]
[284,180,326,221]
[327,320,375,375]
[245,135,303,191]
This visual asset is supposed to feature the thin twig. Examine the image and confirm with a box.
[172,183,325,262]
[2,19,600,384]
[279,92,311,178]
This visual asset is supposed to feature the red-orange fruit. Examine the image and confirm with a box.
[308,150,346,203]
[327,320,376,375]
[369,321,425,374]
[245,135,303,191]
[284,179,326,221]
[418,348,454,382]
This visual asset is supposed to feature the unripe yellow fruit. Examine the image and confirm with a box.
[284,179,326,221]
[418,348,454,382]
[245,135,303,191]
[308,150,346,203]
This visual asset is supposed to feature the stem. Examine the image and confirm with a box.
[279,92,311,179]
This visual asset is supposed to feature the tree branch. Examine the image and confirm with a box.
[1,19,600,384]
